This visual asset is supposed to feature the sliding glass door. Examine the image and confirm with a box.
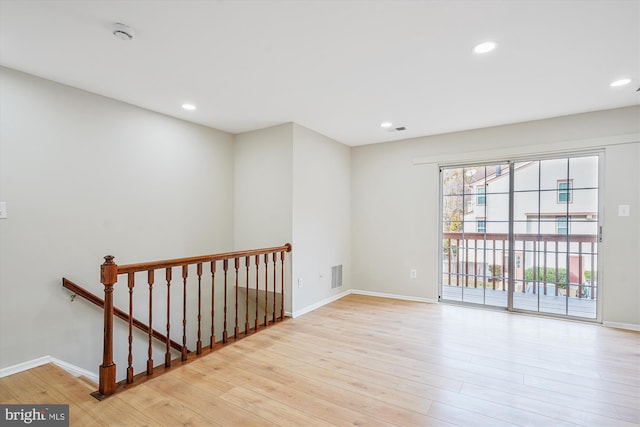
[440,154,600,320]
[441,163,510,308]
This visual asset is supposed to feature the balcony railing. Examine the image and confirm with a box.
[442,232,598,299]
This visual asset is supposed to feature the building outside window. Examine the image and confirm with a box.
[477,186,486,205]
[556,216,569,234]
[558,180,573,203]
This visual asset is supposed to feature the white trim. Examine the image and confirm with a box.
[0,355,98,383]
[49,357,99,383]
[291,289,439,318]
[413,133,639,166]
[291,290,351,318]
[602,321,640,332]
[0,355,51,379]
[351,289,438,304]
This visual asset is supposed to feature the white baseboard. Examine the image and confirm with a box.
[351,289,438,304]
[0,355,98,383]
[291,289,351,318]
[0,356,51,379]
[291,288,437,318]
[602,321,640,332]
[49,357,99,383]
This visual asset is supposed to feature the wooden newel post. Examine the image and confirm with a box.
[99,255,118,396]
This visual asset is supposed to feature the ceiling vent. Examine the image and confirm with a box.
[387,126,407,133]
[112,23,135,41]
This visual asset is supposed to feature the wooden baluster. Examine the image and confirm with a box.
[447,238,452,285]
[280,250,285,320]
[99,255,117,397]
[272,252,277,322]
[590,242,595,299]
[578,242,584,298]
[473,240,478,288]
[491,240,496,290]
[264,253,269,326]
[532,241,537,295]
[254,255,259,330]
[165,267,172,368]
[501,239,506,291]
[196,263,203,354]
[245,256,250,334]
[555,242,560,296]
[464,241,469,287]
[455,239,460,286]
[223,259,228,343]
[181,265,188,361]
[147,270,154,375]
[544,242,560,296]
[210,261,216,349]
[234,257,240,339]
[127,272,134,384]
[543,241,548,295]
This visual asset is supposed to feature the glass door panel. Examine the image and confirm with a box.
[440,156,599,320]
[440,163,509,308]
[511,156,599,319]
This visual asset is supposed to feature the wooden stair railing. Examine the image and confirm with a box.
[62,278,182,352]
[65,243,292,399]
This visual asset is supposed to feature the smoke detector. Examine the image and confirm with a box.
[112,23,134,41]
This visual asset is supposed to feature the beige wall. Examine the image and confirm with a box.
[352,107,640,326]
[0,67,235,371]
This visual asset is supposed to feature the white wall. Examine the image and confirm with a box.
[292,124,351,314]
[0,67,235,371]
[352,107,640,326]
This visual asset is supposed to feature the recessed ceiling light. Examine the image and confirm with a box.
[380,122,393,128]
[182,103,197,111]
[473,41,497,54]
[610,78,631,87]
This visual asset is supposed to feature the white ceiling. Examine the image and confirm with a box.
[1,0,638,146]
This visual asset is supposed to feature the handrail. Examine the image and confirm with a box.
[117,243,292,274]
[443,232,596,243]
[62,278,182,352]
[73,243,292,399]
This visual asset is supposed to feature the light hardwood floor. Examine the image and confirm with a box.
[1,294,639,426]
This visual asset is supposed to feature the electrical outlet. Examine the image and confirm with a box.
[618,204,630,217]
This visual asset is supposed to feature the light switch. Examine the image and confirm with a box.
[618,204,630,217]
[0,201,6,219]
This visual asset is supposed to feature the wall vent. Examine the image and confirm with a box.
[386,126,407,133]
[331,265,343,289]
